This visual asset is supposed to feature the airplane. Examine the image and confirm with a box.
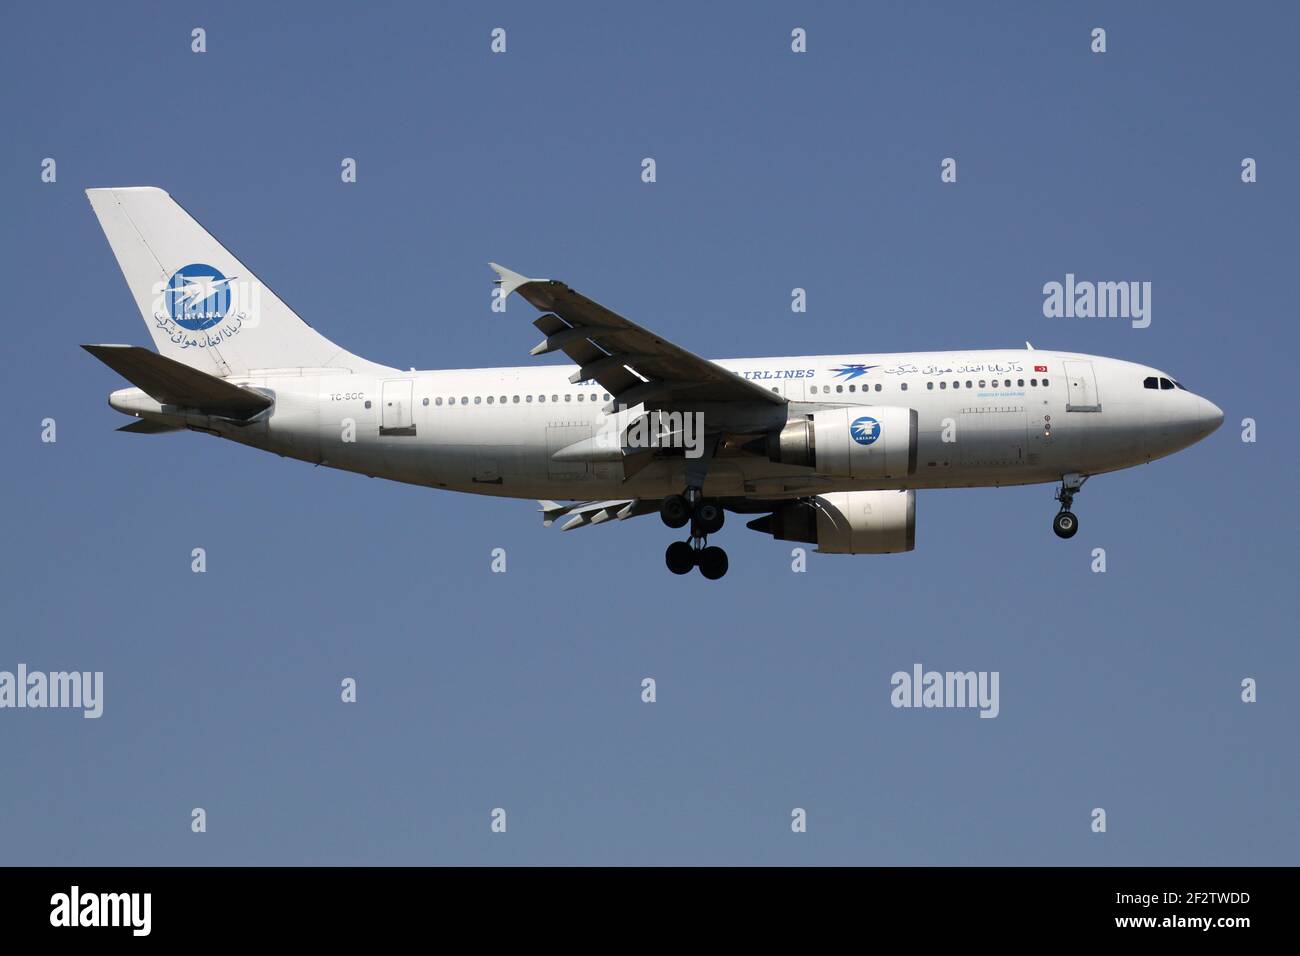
[82,187,1224,580]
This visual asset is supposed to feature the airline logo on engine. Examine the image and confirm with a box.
[850,416,881,445]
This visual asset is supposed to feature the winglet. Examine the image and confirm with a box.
[489,262,538,300]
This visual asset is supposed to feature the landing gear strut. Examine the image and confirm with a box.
[1052,473,1087,539]
[661,439,729,579]
[661,486,729,578]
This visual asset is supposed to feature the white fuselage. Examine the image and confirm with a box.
[112,349,1222,502]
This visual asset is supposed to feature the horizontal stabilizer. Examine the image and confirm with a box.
[117,419,183,434]
[82,344,273,417]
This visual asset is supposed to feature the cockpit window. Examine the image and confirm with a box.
[1143,376,1159,389]
[1159,378,1174,390]
[1172,380,1187,390]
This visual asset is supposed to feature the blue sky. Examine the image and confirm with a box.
[1,0,1296,865]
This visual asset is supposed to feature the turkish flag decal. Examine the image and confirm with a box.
[1034,365,1048,372]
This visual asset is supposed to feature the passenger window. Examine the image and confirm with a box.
[512,395,520,403]
[848,384,856,392]
[577,394,584,401]
[604,393,611,400]
[565,394,572,401]
[900,383,908,391]
[927,382,934,390]
[836,385,843,393]
[486,396,493,404]
[979,380,986,388]
[1042,378,1049,387]
[966,380,972,389]
[1017,379,1024,387]
[422,397,429,406]
[875,384,882,392]
[526,395,533,403]
[474,396,481,404]
[1160,378,1174,390]
[539,394,546,402]
[552,394,558,402]
[1029,379,1036,387]
[940,382,947,389]
[461,397,468,405]
[435,397,443,406]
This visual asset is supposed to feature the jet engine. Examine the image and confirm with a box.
[762,406,917,479]
[746,490,916,554]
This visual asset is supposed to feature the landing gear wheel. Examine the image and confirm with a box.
[665,541,695,575]
[1053,511,1078,539]
[660,495,690,529]
[697,546,729,580]
[695,502,725,535]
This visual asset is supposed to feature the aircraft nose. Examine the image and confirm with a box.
[1199,396,1225,437]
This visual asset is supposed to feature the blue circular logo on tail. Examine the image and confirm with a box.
[164,263,235,331]
[850,416,881,445]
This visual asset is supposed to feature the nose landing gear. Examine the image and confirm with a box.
[661,488,728,578]
[1052,473,1087,539]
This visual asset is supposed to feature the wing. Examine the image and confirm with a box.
[491,263,786,413]
[537,499,659,531]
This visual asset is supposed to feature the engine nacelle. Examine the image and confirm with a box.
[747,490,916,554]
[765,406,917,479]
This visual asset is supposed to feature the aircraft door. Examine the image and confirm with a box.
[380,379,416,435]
[1063,361,1101,412]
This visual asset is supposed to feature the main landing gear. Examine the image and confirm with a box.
[661,489,728,579]
[1052,473,1087,539]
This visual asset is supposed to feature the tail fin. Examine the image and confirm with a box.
[85,187,387,377]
